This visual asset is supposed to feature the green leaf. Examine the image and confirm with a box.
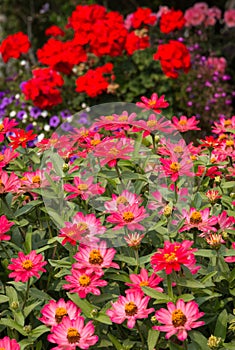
[67,293,95,318]
[147,329,159,350]
[107,333,123,350]
[189,331,210,350]
[114,254,137,266]
[29,288,51,301]
[176,294,195,302]
[169,343,184,350]
[24,229,32,254]
[14,200,42,217]
[5,286,19,304]
[214,309,228,340]
[19,339,34,350]
[24,300,43,318]
[142,286,171,301]
[29,325,49,340]
[176,278,207,289]
[194,250,217,258]
[0,318,27,335]
[0,295,9,303]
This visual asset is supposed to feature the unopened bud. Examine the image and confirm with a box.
[23,325,32,334]
[163,205,172,217]
[90,309,98,317]
[62,163,69,172]
[230,193,235,199]
[207,335,223,349]
[11,301,19,310]
[151,315,157,324]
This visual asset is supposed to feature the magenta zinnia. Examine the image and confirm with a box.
[8,250,47,282]
[179,208,217,235]
[154,299,204,341]
[0,336,20,350]
[125,268,163,296]
[106,291,154,328]
[0,215,14,241]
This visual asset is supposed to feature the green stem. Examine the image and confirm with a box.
[167,274,174,300]
[114,162,124,190]
[136,321,145,349]
[22,279,30,312]
[134,249,140,272]
[183,339,188,349]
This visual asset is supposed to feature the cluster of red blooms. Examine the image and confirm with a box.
[22,68,64,109]
[0,32,30,63]
[153,40,191,78]
[159,9,186,34]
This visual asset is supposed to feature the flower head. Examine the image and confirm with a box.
[8,250,47,282]
[154,299,204,341]
[172,115,200,132]
[179,208,217,235]
[0,215,14,241]
[106,291,154,328]
[136,93,169,113]
[125,268,163,296]
[0,336,20,350]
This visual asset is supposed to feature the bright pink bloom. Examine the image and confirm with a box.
[106,203,148,231]
[225,242,235,263]
[224,9,235,28]
[159,156,194,182]
[135,114,173,137]
[63,268,107,298]
[64,176,105,200]
[0,336,20,350]
[0,215,14,241]
[39,298,81,329]
[93,137,134,167]
[0,170,20,194]
[59,212,106,246]
[73,240,119,272]
[93,111,137,132]
[184,6,206,26]
[151,240,198,275]
[104,189,142,212]
[179,208,218,235]
[206,57,226,73]
[8,250,47,282]
[48,316,98,349]
[124,232,145,249]
[0,117,18,142]
[0,148,19,169]
[9,129,37,149]
[106,291,154,328]
[172,115,200,132]
[136,93,169,113]
[125,268,163,295]
[212,116,235,134]
[154,299,204,341]
[217,211,235,232]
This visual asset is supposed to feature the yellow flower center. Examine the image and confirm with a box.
[190,211,202,224]
[122,211,135,223]
[79,275,91,287]
[118,115,128,121]
[22,259,33,270]
[32,175,41,184]
[77,222,88,231]
[0,155,4,161]
[148,100,156,106]
[89,249,104,265]
[109,147,119,156]
[104,115,114,121]
[0,124,4,132]
[226,140,234,147]
[147,120,157,128]
[116,196,129,205]
[77,183,88,191]
[19,136,27,142]
[125,301,138,316]
[172,309,187,327]
[178,119,187,126]
[139,281,149,287]
[67,327,81,344]
[55,307,68,323]
[163,252,177,263]
[0,348,5,350]
[90,139,101,146]
[173,146,184,155]
[224,120,232,127]
[170,162,181,172]
[21,176,27,181]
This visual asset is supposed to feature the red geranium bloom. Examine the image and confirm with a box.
[150,240,198,275]
[153,40,191,78]
[160,9,186,34]
[131,8,157,28]
[125,30,150,55]
[45,25,65,37]
[9,129,37,149]
[8,250,47,282]
[136,93,169,113]
[0,215,14,241]
[0,32,30,63]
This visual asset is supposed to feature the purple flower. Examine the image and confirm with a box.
[49,116,60,128]
[187,101,193,107]
[0,92,5,99]
[20,81,27,91]
[205,81,212,87]
[60,110,71,119]
[30,107,41,119]
[61,122,73,132]
[25,123,34,131]
[17,110,27,120]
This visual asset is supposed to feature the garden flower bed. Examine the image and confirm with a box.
[0,2,235,350]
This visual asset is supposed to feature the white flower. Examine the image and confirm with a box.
[41,111,48,118]
[9,111,16,117]
[44,124,50,132]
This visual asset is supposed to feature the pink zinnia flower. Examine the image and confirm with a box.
[135,114,173,137]
[106,203,148,231]
[136,93,169,113]
[0,117,18,142]
[39,298,81,329]
[212,116,235,134]
[151,240,199,275]
[172,115,200,132]
[104,189,142,212]
[0,215,14,241]
[64,176,105,200]
[93,137,134,167]
[179,208,217,235]
[124,232,145,249]
[154,299,204,341]
[106,291,154,328]
[63,268,107,298]
[217,211,235,232]
[0,148,19,169]
[159,156,194,182]
[93,111,137,131]
[225,242,235,263]
[0,170,20,194]
[0,336,20,350]
[8,250,47,282]
[125,268,163,296]
[73,240,120,272]
[48,316,98,349]
[59,212,106,246]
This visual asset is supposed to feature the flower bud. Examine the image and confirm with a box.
[23,325,32,334]
[207,335,223,349]
[90,309,98,318]
[10,301,19,310]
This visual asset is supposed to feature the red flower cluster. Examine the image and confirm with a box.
[130,8,157,28]
[0,32,30,63]
[22,68,64,109]
[37,37,87,75]
[159,9,186,34]
[76,63,114,97]
[125,30,150,55]
[153,40,191,78]
[45,25,65,37]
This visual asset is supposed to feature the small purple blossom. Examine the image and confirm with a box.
[60,110,71,119]
[49,116,60,128]
[17,111,27,120]
[30,107,41,119]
